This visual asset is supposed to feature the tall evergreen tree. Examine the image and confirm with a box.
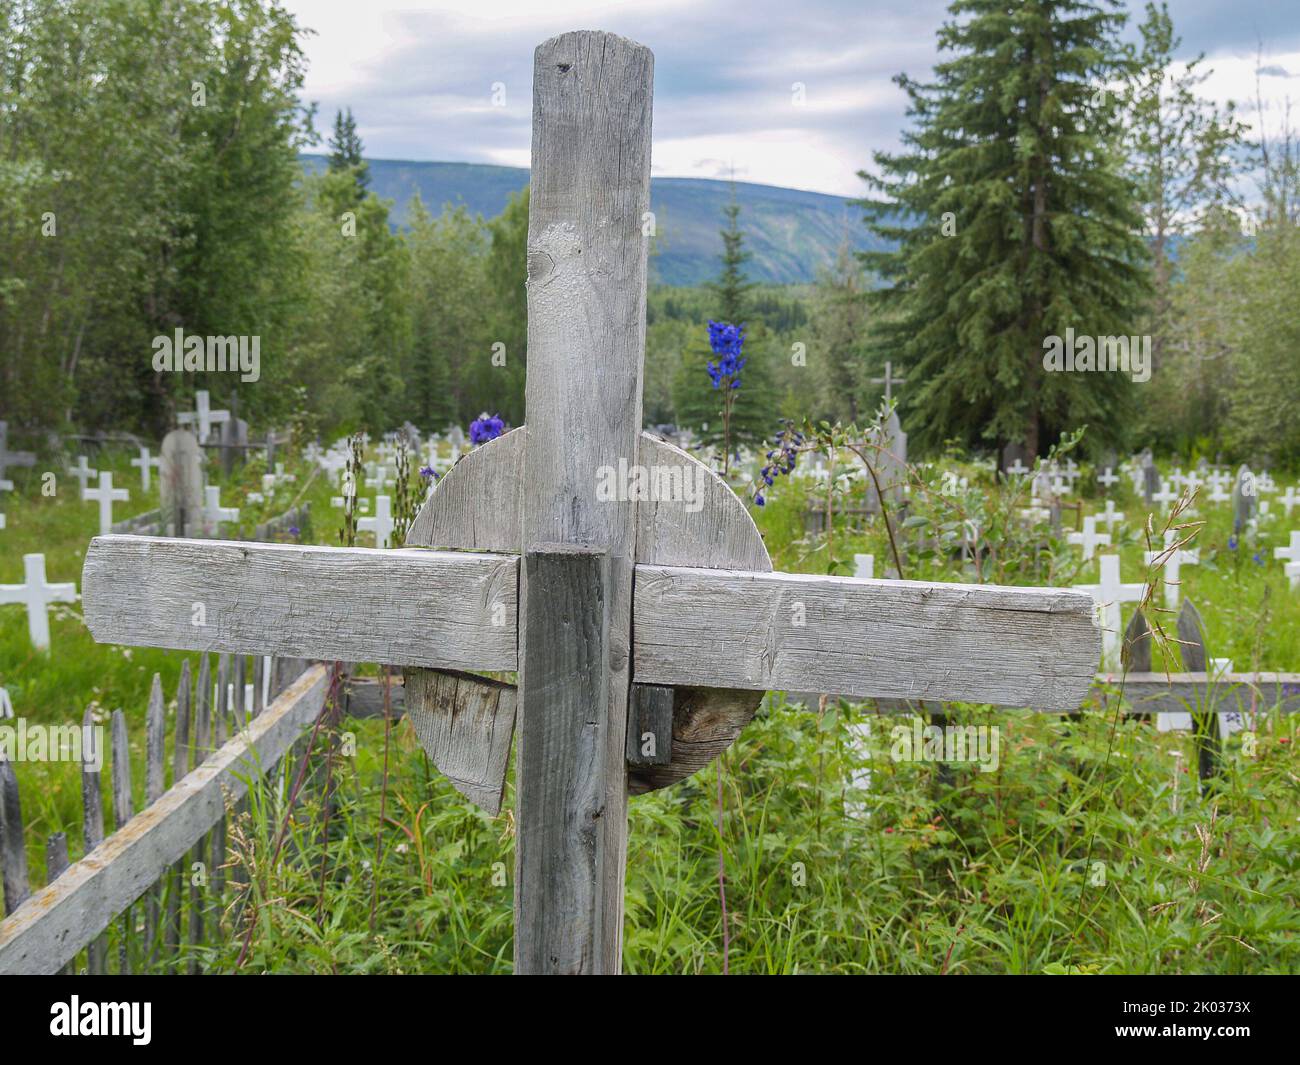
[328,106,370,193]
[710,183,754,323]
[855,0,1148,458]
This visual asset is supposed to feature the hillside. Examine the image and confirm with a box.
[300,154,886,285]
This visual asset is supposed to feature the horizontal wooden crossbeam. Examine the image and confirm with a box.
[83,538,1101,711]
[83,536,517,672]
[633,566,1099,712]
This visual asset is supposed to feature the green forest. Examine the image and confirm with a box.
[2,0,1296,465]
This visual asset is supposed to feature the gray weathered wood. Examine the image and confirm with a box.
[44,833,71,975]
[518,546,612,974]
[159,428,204,537]
[0,759,29,916]
[144,674,165,961]
[83,537,517,672]
[111,709,134,830]
[110,708,134,973]
[402,669,516,815]
[514,31,654,975]
[408,430,770,571]
[1177,599,1219,783]
[627,685,673,766]
[633,567,1099,711]
[0,666,331,975]
[407,426,773,796]
[1123,607,1152,673]
[189,656,212,972]
[82,706,106,974]
[254,654,266,716]
[165,661,190,969]
[1097,672,1300,716]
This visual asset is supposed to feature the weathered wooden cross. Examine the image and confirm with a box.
[80,31,1100,975]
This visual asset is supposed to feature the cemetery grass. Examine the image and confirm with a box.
[2,455,1299,973]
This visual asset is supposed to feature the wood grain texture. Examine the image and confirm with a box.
[0,665,329,975]
[406,426,773,795]
[401,669,516,815]
[517,547,611,974]
[0,759,28,916]
[633,568,1101,711]
[512,30,654,976]
[82,536,518,671]
[82,706,107,974]
[626,685,673,766]
[407,429,769,569]
[1096,672,1300,715]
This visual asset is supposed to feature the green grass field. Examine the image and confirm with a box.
[2,445,1297,973]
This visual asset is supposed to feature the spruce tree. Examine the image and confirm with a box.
[710,183,754,323]
[328,107,370,194]
[855,0,1148,458]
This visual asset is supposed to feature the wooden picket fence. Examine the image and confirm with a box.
[0,654,325,975]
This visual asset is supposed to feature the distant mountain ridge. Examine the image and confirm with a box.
[300,154,887,285]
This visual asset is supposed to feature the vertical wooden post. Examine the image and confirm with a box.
[516,30,653,974]
[518,546,611,973]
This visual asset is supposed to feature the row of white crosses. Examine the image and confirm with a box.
[77,32,1102,976]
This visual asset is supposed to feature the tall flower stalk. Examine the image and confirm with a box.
[706,320,746,475]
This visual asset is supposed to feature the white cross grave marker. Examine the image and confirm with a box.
[871,360,907,404]
[130,446,161,492]
[1275,531,1300,590]
[1097,466,1119,489]
[1279,486,1300,517]
[0,553,77,651]
[357,495,395,549]
[177,390,230,444]
[1074,554,1146,669]
[1143,529,1200,611]
[0,421,36,481]
[82,472,129,536]
[68,455,99,492]
[1067,515,1111,561]
[77,32,1101,976]
[1152,480,1178,508]
[1095,500,1124,531]
[202,485,240,537]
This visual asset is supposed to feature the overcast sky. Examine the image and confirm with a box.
[283,0,1300,197]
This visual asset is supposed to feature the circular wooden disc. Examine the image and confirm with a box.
[405,428,771,794]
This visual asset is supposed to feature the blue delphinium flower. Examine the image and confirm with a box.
[753,419,803,507]
[706,321,747,389]
[419,464,437,481]
[1252,551,1265,566]
[1228,534,1239,551]
[470,413,506,446]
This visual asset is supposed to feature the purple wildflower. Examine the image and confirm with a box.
[470,413,506,446]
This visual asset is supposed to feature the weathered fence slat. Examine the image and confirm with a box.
[82,706,107,974]
[144,675,166,963]
[165,660,191,970]
[111,709,134,973]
